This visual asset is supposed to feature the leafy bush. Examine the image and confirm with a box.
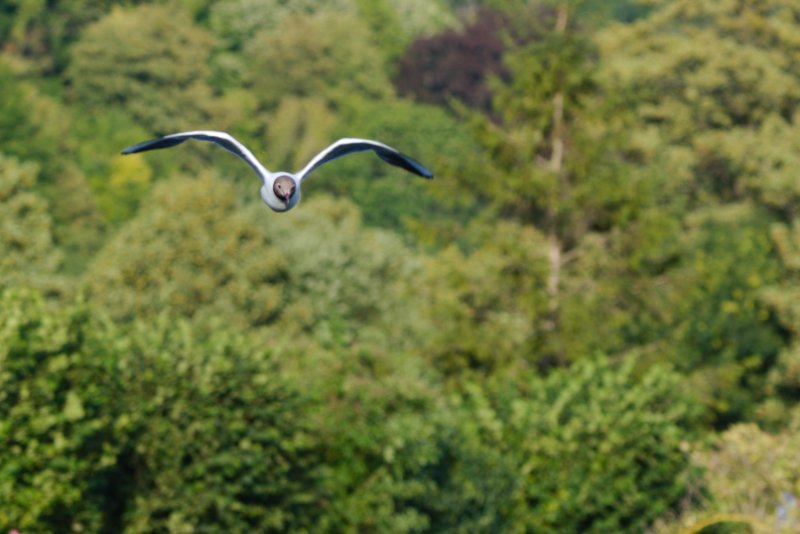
[0,288,320,532]
[503,357,698,533]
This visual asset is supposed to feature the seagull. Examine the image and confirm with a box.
[121,131,433,212]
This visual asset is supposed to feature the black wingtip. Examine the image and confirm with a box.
[120,136,187,156]
[378,150,434,179]
[411,163,434,180]
[121,145,147,155]
[120,142,149,156]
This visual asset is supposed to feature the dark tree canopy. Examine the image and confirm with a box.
[394,9,509,113]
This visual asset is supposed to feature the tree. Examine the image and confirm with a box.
[84,174,289,326]
[353,0,410,66]
[244,12,394,112]
[264,197,425,345]
[0,61,74,181]
[209,0,355,50]
[420,219,550,377]
[0,154,64,295]
[386,0,457,38]
[593,0,800,425]
[72,108,151,231]
[0,0,133,73]
[655,204,784,426]
[207,0,355,88]
[0,288,321,532]
[309,98,484,234]
[505,357,698,533]
[93,154,152,225]
[395,9,509,114]
[84,173,425,347]
[110,319,320,532]
[596,0,800,210]
[0,63,45,163]
[260,96,339,177]
[656,423,800,533]
[66,4,220,133]
[274,327,443,533]
[409,357,699,533]
[760,220,800,426]
[0,289,119,531]
[466,0,638,364]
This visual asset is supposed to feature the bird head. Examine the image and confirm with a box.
[273,175,297,202]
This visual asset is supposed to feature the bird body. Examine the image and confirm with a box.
[121,131,433,212]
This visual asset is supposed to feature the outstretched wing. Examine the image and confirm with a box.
[122,130,269,180]
[296,138,434,182]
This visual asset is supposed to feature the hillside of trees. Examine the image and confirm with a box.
[2,0,800,532]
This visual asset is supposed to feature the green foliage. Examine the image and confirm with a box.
[210,0,355,50]
[410,357,698,533]
[421,220,550,377]
[207,0,355,88]
[5,0,800,531]
[466,0,652,369]
[0,288,320,532]
[388,0,458,37]
[245,12,393,111]
[94,154,152,225]
[354,0,409,65]
[84,174,424,347]
[84,174,289,325]
[478,22,615,230]
[263,96,339,174]
[760,220,800,425]
[110,319,320,532]
[0,154,64,294]
[645,204,784,425]
[73,109,153,230]
[265,197,424,344]
[566,202,785,427]
[579,0,651,23]
[0,61,105,271]
[0,0,128,73]
[311,98,483,233]
[597,0,800,207]
[0,288,119,532]
[0,62,42,161]
[504,357,698,533]
[67,4,219,133]
[0,60,73,182]
[587,0,800,425]
[413,386,522,533]
[277,337,441,533]
[658,423,800,533]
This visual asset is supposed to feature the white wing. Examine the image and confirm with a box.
[296,138,434,182]
[122,130,270,182]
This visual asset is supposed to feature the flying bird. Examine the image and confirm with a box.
[121,131,433,212]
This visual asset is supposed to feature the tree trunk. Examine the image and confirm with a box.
[543,2,569,337]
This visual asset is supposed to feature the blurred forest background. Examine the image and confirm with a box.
[2,0,800,532]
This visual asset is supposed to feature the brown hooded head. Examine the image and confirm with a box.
[273,175,297,202]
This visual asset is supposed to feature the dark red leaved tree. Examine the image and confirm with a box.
[394,9,510,114]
